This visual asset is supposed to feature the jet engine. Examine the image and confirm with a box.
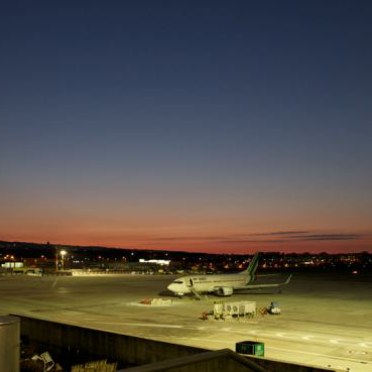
[213,286,233,296]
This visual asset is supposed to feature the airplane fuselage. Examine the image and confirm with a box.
[167,272,251,296]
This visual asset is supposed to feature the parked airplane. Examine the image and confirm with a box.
[167,253,292,298]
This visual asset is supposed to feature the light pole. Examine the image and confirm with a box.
[60,250,67,271]
[55,246,59,272]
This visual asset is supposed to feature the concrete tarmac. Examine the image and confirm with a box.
[1,272,371,371]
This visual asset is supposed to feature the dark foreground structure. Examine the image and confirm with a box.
[10,314,338,372]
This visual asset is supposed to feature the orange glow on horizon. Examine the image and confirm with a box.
[1,229,371,254]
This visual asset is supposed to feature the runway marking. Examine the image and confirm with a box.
[329,339,341,344]
[269,345,372,365]
[276,332,288,338]
[240,327,364,348]
[95,322,183,329]
[302,335,313,341]
[348,349,368,355]
[358,343,370,348]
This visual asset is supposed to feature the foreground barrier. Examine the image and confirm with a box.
[13,314,337,372]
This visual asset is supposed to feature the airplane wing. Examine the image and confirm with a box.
[236,274,293,290]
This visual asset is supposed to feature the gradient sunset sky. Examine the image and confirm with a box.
[1,1,371,254]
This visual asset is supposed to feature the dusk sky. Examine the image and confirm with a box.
[1,1,371,254]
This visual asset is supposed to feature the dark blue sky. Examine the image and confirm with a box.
[1,1,371,253]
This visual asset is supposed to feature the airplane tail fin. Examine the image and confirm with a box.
[241,252,260,283]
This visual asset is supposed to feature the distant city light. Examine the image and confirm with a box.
[139,259,170,266]
[60,250,67,270]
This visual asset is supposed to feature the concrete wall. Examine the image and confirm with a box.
[14,315,336,372]
[16,314,205,367]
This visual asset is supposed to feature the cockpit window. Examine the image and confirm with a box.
[174,280,183,284]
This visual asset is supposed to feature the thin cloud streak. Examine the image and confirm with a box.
[251,231,311,236]
[221,239,288,244]
[151,236,223,242]
[296,234,361,241]
[135,230,364,245]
